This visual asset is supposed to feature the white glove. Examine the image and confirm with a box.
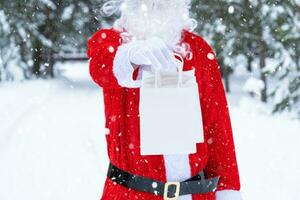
[216,190,243,200]
[130,37,178,72]
[113,37,178,88]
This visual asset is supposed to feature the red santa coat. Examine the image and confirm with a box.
[87,28,241,200]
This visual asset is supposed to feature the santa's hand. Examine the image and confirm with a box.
[127,40,152,67]
[113,41,145,88]
[139,37,178,72]
[113,38,178,88]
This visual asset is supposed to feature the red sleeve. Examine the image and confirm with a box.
[87,28,123,89]
[195,36,241,191]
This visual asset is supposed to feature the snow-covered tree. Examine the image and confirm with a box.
[0,9,25,81]
[1,0,103,79]
[191,0,235,92]
[268,0,300,117]
[191,0,300,117]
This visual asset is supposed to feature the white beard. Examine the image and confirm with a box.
[114,0,194,49]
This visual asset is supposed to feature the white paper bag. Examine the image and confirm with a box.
[139,56,204,155]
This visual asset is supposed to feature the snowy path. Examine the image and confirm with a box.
[0,62,300,200]
[0,63,108,200]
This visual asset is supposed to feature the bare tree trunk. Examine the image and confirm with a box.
[296,46,300,71]
[217,52,231,93]
[223,67,231,93]
[257,2,268,102]
[259,40,267,102]
[44,49,55,78]
[48,59,55,78]
[247,56,253,72]
[32,40,43,78]
[224,72,230,93]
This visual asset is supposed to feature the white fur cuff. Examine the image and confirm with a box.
[113,43,142,88]
[216,190,243,200]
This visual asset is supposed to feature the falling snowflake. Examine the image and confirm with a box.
[105,128,110,135]
[207,53,215,60]
[228,6,235,14]
[108,46,115,53]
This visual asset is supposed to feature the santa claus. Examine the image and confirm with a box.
[87,0,242,199]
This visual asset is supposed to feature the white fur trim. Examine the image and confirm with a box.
[112,43,142,88]
[163,156,243,200]
[216,190,243,200]
[163,154,192,200]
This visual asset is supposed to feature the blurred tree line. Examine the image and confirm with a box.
[0,0,299,117]
[191,0,300,116]
[0,0,103,80]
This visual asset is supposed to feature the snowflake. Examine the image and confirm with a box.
[108,46,115,53]
[128,143,134,149]
[228,6,235,14]
[105,128,110,135]
[152,182,158,188]
[101,32,107,39]
[207,53,215,60]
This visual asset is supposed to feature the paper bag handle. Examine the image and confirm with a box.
[175,53,184,88]
[152,53,184,88]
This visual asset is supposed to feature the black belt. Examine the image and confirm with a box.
[107,162,219,200]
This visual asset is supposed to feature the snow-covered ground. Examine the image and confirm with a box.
[0,62,299,200]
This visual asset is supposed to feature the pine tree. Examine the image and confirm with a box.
[1,0,103,79]
[269,0,300,117]
[191,0,235,92]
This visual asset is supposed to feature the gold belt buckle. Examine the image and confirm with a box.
[163,181,180,200]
